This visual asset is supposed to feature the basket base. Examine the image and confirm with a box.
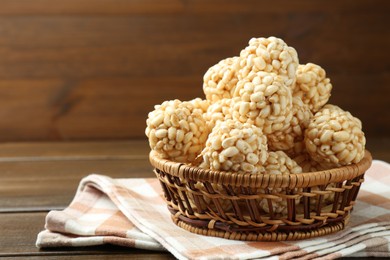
[172,215,346,241]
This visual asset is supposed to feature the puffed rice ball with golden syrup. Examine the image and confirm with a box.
[239,36,299,88]
[231,71,293,135]
[203,98,234,130]
[145,99,209,163]
[203,57,241,103]
[267,96,313,151]
[199,120,268,174]
[304,104,366,166]
[258,151,302,214]
[294,63,333,113]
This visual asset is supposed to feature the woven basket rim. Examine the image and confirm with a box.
[149,150,372,188]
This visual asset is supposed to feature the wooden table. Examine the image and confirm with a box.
[1,139,389,259]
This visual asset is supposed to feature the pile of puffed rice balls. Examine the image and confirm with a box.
[146,37,366,212]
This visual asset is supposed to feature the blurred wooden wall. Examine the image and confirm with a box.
[0,0,388,141]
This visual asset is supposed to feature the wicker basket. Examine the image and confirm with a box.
[149,150,372,241]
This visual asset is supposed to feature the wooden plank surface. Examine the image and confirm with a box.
[0,140,149,159]
[0,0,388,141]
[0,0,388,14]
[0,159,153,211]
[0,140,152,211]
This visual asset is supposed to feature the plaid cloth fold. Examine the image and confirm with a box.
[37,160,390,259]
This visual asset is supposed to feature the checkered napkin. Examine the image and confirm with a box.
[37,160,390,259]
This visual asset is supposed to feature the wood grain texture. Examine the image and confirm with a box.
[0,0,388,141]
[0,143,153,211]
[0,159,153,211]
[0,140,149,159]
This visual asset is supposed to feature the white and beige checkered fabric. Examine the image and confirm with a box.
[37,160,390,259]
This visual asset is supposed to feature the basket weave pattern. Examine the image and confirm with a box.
[150,150,372,241]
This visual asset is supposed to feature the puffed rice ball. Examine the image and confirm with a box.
[190,98,210,113]
[239,36,299,88]
[145,99,209,163]
[294,63,332,112]
[267,96,312,151]
[287,141,320,172]
[304,104,366,166]
[203,98,234,130]
[292,151,330,172]
[263,151,303,175]
[286,140,333,172]
[203,57,240,103]
[259,151,302,214]
[200,120,268,174]
[231,71,293,135]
